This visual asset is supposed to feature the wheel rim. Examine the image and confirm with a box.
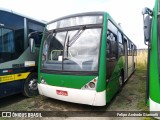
[28,78,38,91]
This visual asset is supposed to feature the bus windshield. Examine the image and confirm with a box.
[41,27,101,72]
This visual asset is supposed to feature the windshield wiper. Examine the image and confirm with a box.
[45,29,56,41]
[67,26,86,47]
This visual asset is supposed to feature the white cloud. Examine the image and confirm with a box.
[0,0,155,48]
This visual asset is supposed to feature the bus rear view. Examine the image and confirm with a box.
[38,12,136,106]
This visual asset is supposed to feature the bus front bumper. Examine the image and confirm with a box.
[149,98,160,119]
[38,83,106,106]
[150,98,160,111]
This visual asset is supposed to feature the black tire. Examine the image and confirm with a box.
[134,62,136,70]
[23,73,39,97]
[119,71,124,88]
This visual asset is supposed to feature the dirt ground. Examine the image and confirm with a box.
[0,69,153,120]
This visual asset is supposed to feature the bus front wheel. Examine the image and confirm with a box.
[23,73,39,97]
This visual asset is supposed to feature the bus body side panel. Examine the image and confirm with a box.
[0,47,39,69]
[150,0,160,111]
[102,15,126,103]
[0,47,39,97]
[124,39,128,80]
[106,56,125,102]
[128,55,133,77]
[0,80,25,98]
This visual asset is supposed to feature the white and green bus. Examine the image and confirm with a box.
[37,12,136,105]
[0,8,45,98]
[142,0,160,113]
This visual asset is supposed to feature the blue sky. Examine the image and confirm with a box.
[0,0,155,49]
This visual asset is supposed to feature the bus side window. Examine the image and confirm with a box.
[107,32,111,59]
[127,41,130,55]
[117,32,124,56]
[107,30,118,59]
[28,21,44,47]
[106,40,110,56]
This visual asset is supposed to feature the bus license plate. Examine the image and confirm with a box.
[56,90,68,96]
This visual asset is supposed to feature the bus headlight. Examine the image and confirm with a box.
[81,77,98,90]
[88,82,95,88]
[41,78,47,84]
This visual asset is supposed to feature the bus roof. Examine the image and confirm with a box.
[47,11,136,46]
[0,7,47,24]
[47,11,105,25]
[47,11,121,32]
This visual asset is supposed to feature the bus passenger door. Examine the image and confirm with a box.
[106,30,118,102]
[106,31,117,80]
[131,44,134,71]
[124,39,128,81]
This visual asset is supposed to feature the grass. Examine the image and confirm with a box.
[136,49,148,70]
[136,70,147,106]
[136,49,148,111]
[136,49,158,120]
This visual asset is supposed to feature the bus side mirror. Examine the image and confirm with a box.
[29,38,35,53]
[142,7,153,45]
[143,15,152,43]
[28,32,36,53]
[142,7,153,15]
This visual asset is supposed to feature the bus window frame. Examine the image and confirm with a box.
[107,20,118,60]
[0,27,15,53]
[27,20,45,47]
[117,31,124,57]
[41,24,103,75]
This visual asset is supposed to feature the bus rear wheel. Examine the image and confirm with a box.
[119,72,124,88]
[23,73,39,97]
